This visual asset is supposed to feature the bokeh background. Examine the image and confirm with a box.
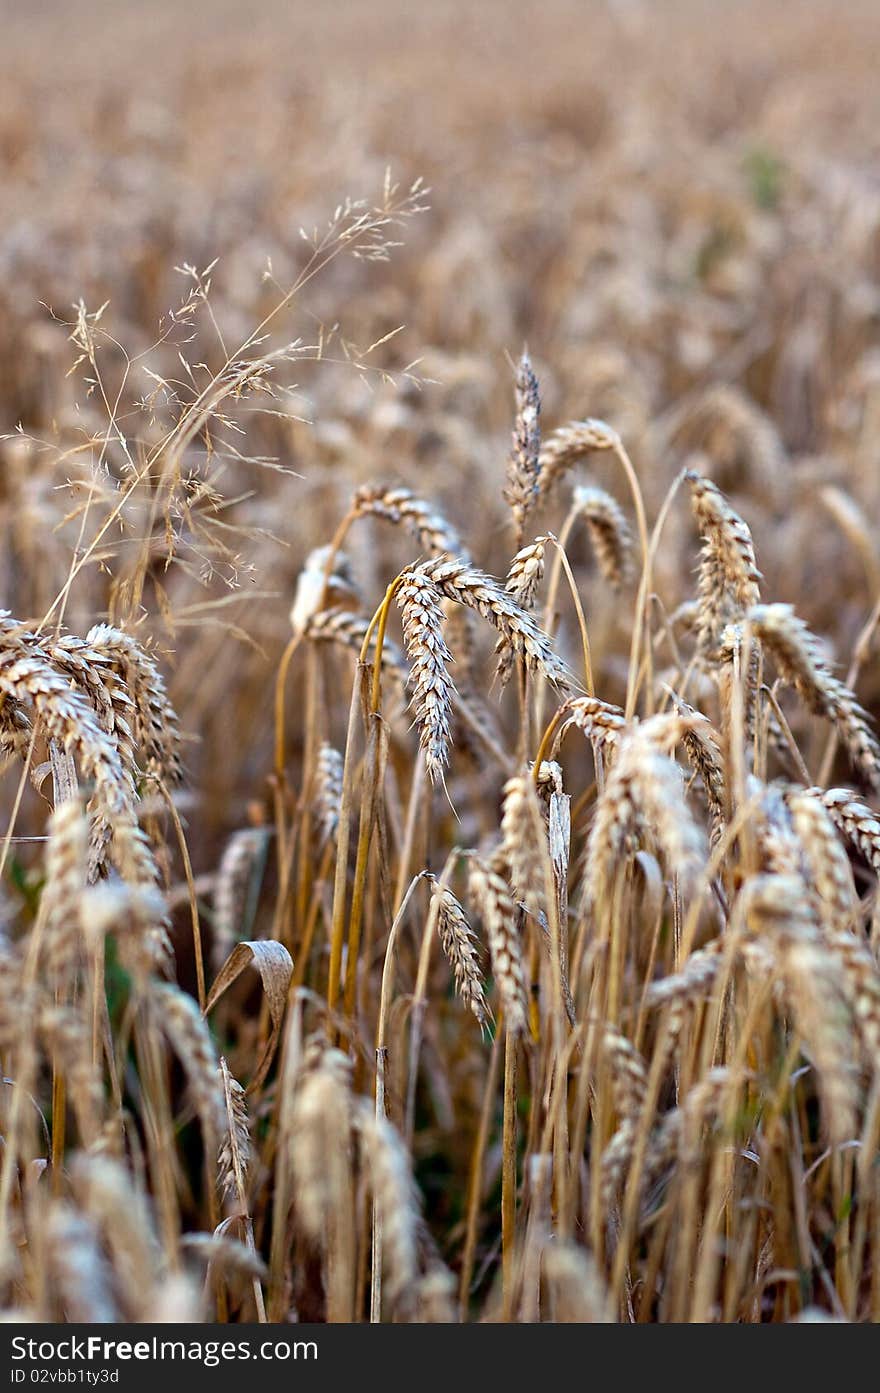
[5,0,880,1326]
[3,0,880,860]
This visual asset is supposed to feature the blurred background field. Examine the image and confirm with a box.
[4,0,880,1323]
[4,0,880,859]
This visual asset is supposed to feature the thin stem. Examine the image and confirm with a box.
[549,536,594,695]
[326,668,365,1021]
[502,1027,518,1315]
[160,781,206,1012]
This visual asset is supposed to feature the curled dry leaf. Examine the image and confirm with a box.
[206,940,294,1092]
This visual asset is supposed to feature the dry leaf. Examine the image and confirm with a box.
[206,940,293,1092]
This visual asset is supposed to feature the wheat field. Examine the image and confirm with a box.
[2,0,880,1324]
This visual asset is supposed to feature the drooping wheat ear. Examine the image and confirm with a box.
[41,799,88,986]
[212,827,269,970]
[51,635,141,875]
[467,853,528,1035]
[747,605,840,709]
[602,1028,648,1121]
[495,535,549,689]
[356,1101,422,1317]
[738,874,858,1143]
[674,700,726,841]
[353,483,466,559]
[43,1203,118,1323]
[672,387,785,496]
[290,544,358,636]
[0,613,129,817]
[305,609,407,688]
[183,1233,267,1284]
[218,1057,251,1205]
[816,788,880,875]
[0,693,32,764]
[685,469,761,657]
[314,743,345,848]
[431,880,489,1030]
[551,695,627,763]
[50,633,138,780]
[85,625,183,785]
[584,719,706,914]
[748,603,880,791]
[395,568,456,782]
[782,937,860,1144]
[406,556,571,688]
[70,1154,162,1320]
[786,788,858,933]
[504,350,541,545]
[536,418,618,500]
[543,1242,613,1323]
[643,938,723,1010]
[289,1046,353,1244]
[574,484,635,587]
[501,771,548,911]
[151,982,224,1144]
